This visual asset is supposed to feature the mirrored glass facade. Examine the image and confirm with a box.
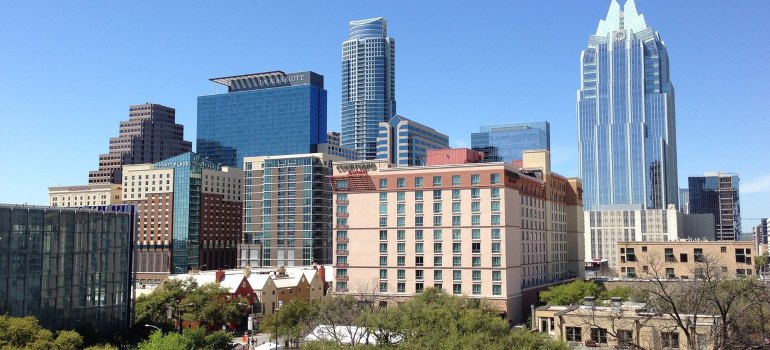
[198,71,327,168]
[688,173,741,241]
[471,122,550,163]
[0,205,132,333]
[376,115,449,166]
[341,17,396,160]
[577,0,678,210]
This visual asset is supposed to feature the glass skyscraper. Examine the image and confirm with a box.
[577,0,678,210]
[341,17,396,160]
[376,115,449,166]
[689,173,741,241]
[471,122,550,163]
[197,71,327,168]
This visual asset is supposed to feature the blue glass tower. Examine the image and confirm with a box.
[197,71,327,168]
[341,17,396,160]
[471,122,550,163]
[577,0,678,210]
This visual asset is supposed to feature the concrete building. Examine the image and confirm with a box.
[239,153,342,268]
[48,183,122,208]
[318,132,358,160]
[689,172,741,240]
[197,71,327,168]
[535,299,719,349]
[585,206,715,269]
[471,122,550,163]
[329,150,583,323]
[89,103,192,184]
[0,204,132,333]
[341,17,396,160]
[123,152,242,284]
[376,115,449,166]
[616,240,755,279]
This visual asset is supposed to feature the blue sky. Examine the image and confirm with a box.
[1,1,768,231]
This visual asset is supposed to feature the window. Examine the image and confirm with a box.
[566,327,582,342]
[434,256,443,266]
[453,270,461,281]
[452,216,461,226]
[433,190,442,200]
[472,229,481,240]
[472,270,481,281]
[491,228,500,240]
[471,188,480,199]
[471,201,481,212]
[415,243,424,254]
[626,267,636,278]
[452,189,461,200]
[492,243,501,253]
[379,179,387,189]
[397,243,405,253]
[492,256,501,267]
[490,173,500,184]
[397,203,406,215]
[432,216,441,226]
[379,282,387,292]
[453,284,462,295]
[396,217,404,227]
[433,202,442,213]
[415,191,424,201]
[694,248,704,262]
[736,248,749,263]
[397,178,405,188]
[415,283,424,293]
[472,284,481,295]
[415,230,424,240]
[379,243,387,253]
[471,174,480,185]
[397,283,405,293]
[472,242,481,253]
[625,248,636,262]
[415,270,424,281]
[666,268,675,279]
[453,243,461,253]
[491,201,500,212]
[492,285,501,296]
[433,176,442,187]
[433,229,442,241]
[397,269,405,280]
[617,330,633,348]
[337,180,349,190]
[397,191,405,201]
[452,175,461,186]
[379,230,388,240]
[662,331,679,349]
[721,246,727,253]
[380,256,387,266]
[642,246,647,252]
[397,256,405,266]
[452,229,461,240]
[415,203,423,214]
[434,243,442,254]
[492,271,501,281]
[433,270,443,281]
[415,177,424,188]
[665,248,676,262]
[397,230,405,240]
[472,256,481,267]
[379,192,387,202]
[680,253,688,262]
[379,269,387,279]
[416,256,424,266]
[452,202,461,213]
[472,215,481,226]
[491,188,500,199]
[453,256,461,267]
[590,328,608,344]
[491,215,500,225]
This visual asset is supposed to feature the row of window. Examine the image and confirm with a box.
[375,188,501,201]
[335,254,504,268]
[379,173,500,189]
[335,281,503,296]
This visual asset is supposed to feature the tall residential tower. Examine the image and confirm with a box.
[341,17,396,160]
[577,0,678,211]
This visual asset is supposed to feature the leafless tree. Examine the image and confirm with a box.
[571,299,656,349]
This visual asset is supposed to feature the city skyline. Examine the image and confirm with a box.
[1,1,769,230]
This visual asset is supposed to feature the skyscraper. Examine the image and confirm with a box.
[376,115,449,166]
[577,0,678,210]
[341,17,396,160]
[689,172,741,241]
[197,71,327,168]
[88,103,192,184]
[471,122,550,163]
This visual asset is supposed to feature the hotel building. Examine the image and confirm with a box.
[123,152,242,284]
[239,153,342,268]
[330,150,584,323]
[48,183,122,208]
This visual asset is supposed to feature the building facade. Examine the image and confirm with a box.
[48,183,122,208]
[239,153,341,268]
[584,206,714,269]
[197,71,327,168]
[688,172,741,241]
[123,152,242,284]
[318,132,358,160]
[89,103,192,184]
[329,150,584,323]
[471,122,550,163]
[376,115,449,166]
[678,188,689,213]
[577,0,678,211]
[0,204,132,333]
[341,17,396,160]
[616,240,755,279]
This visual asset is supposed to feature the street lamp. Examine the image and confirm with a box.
[167,300,195,334]
[174,266,185,274]
[144,324,161,332]
[275,300,283,350]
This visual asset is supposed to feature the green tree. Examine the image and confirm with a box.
[539,280,602,305]
[262,298,321,347]
[52,330,83,350]
[0,315,83,350]
[184,282,248,329]
[137,330,192,350]
[83,345,119,350]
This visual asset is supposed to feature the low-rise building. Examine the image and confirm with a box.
[616,240,755,279]
[535,299,719,349]
[48,183,123,208]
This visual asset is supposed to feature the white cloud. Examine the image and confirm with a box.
[742,174,770,194]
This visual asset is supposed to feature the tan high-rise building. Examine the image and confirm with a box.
[48,183,123,208]
[89,103,192,184]
[329,150,583,323]
[123,152,242,284]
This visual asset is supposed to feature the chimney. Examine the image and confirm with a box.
[215,269,225,283]
[611,297,622,310]
[583,296,596,308]
[278,265,286,276]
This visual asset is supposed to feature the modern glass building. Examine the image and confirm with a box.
[689,173,741,241]
[471,122,550,163]
[0,204,132,333]
[341,17,396,160]
[197,71,327,168]
[376,115,449,166]
[240,153,340,268]
[577,0,678,210]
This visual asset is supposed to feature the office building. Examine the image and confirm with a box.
[329,150,584,323]
[123,152,242,284]
[48,183,122,208]
[318,132,358,160]
[239,153,341,268]
[0,204,132,333]
[754,219,768,255]
[197,71,327,168]
[341,17,396,160]
[688,172,741,240]
[376,115,449,166]
[584,206,714,269]
[617,240,755,279]
[471,122,550,163]
[577,0,678,210]
[89,103,192,184]
[678,188,689,213]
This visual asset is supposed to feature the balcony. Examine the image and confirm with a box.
[336,263,349,268]
[336,212,349,218]
[336,200,349,205]
[337,225,349,230]
[337,237,349,243]
[336,275,349,282]
[336,250,349,256]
